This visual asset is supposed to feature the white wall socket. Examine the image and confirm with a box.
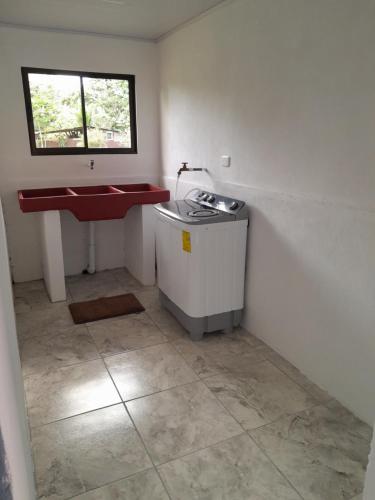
[221,155,231,168]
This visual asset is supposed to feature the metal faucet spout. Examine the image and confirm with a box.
[177,162,203,177]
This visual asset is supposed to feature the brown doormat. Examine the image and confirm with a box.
[69,293,145,324]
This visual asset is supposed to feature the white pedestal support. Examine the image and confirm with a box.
[40,211,66,302]
[39,205,155,302]
[123,204,156,286]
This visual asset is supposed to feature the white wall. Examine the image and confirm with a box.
[159,0,375,424]
[0,199,35,500]
[0,26,160,282]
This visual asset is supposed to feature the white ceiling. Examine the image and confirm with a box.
[0,0,226,40]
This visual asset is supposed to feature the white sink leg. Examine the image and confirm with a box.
[124,204,156,286]
[88,221,96,274]
[40,210,66,302]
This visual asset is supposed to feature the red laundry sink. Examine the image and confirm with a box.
[18,184,170,221]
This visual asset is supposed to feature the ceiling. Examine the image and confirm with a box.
[0,0,226,40]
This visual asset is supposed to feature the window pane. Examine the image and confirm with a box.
[83,77,131,149]
[28,73,83,148]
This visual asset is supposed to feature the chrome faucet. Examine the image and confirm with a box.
[177,162,203,177]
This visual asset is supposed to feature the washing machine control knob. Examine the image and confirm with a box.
[202,194,209,201]
[229,201,239,210]
[207,195,215,203]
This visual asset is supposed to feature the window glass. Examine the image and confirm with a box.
[28,73,83,148]
[83,77,131,149]
[22,68,137,155]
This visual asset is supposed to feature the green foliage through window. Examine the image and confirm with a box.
[21,68,137,155]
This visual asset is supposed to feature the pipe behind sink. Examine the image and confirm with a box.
[88,221,96,274]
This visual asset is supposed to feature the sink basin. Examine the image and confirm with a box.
[20,187,75,198]
[114,183,161,192]
[69,185,123,195]
[18,184,170,221]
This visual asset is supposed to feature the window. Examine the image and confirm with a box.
[21,67,137,155]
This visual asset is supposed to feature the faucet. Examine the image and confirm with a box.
[177,162,203,178]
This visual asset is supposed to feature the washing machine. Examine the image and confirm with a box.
[154,190,248,340]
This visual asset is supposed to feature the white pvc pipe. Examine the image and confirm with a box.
[88,221,96,274]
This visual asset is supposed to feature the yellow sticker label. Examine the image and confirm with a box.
[182,230,191,253]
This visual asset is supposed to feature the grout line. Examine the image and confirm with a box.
[85,313,173,361]
[254,344,333,405]
[195,356,267,380]
[155,432,248,468]
[20,274,366,499]
[29,401,125,431]
[172,342,268,382]
[22,352,102,378]
[90,336,170,361]
[197,360,328,500]
[241,402,323,434]
[102,359,172,500]
[17,322,74,345]
[198,363,323,435]
[119,378,202,405]
[89,334,178,500]
[22,354,104,381]
[65,467,156,500]
[247,433,305,500]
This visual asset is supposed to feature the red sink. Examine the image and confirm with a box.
[18,184,170,221]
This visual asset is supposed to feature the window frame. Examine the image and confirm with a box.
[21,67,138,156]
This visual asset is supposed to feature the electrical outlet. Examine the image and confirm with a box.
[221,155,231,168]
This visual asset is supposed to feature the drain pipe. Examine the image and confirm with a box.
[88,221,96,274]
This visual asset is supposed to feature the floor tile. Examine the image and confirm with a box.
[16,303,74,342]
[257,345,332,403]
[235,328,266,348]
[146,306,189,340]
[204,360,317,430]
[70,469,169,500]
[67,271,125,302]
[24,359,120,427]
[20,325,100,376]
[32,404,152,499]
[325,400,372,441]
[172,338,223,378]
[250,404,370,500]
[198,331,267,375]
[110,267,143,292]
[13,279,50,312]
[173,332,266,378]
[134,287,162,310]
[134,287,184,337]
[88,313,167,356]
[158,433,301,500]
[16,271,371,500]
[105,343,198,401]
[14,279,72,313]
[126,381,242,465]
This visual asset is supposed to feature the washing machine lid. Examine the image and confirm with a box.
[154,200,235,224]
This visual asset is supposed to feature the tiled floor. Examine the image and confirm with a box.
[14,269,371,500]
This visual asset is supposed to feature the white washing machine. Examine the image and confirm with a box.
[154,190,248,340]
